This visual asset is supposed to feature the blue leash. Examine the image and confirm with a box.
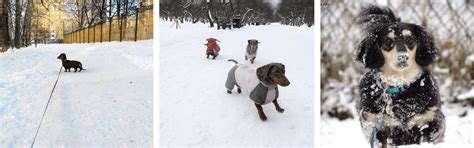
[370,83,404,147]
[370,112,383,148]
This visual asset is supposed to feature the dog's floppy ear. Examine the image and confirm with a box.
[257,63,275,82]
[356,35,384,68]
[414,26,438,67]
[248,40,251,44]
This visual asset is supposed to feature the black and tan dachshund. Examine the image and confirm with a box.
[355,5,444,147]
[57,53,84,72]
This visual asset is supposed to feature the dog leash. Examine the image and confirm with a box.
[31,66,63,148]
[370,78,392,148]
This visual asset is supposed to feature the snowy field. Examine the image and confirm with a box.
[321,106,473,147]
[0,40,153,147]
[159,21,314,147]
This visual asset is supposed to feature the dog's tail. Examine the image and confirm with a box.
[79,63,86,71]
[357,4,400,32]
[228,59,238,64]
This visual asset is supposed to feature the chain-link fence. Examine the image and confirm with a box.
[321,0,474,120]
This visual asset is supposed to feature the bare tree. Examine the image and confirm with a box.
[13,0,22,48]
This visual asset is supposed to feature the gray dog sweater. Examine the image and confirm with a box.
[226,64,278,105]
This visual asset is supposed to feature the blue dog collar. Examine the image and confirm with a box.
[386,85,405,94]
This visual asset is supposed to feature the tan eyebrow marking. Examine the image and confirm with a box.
[402,29,412,36]
[387,31,395,39]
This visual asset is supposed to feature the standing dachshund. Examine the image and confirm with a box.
[57,53,84,72]
[245,39,260,64]
[205,38,220,60]
[225,59,290,121]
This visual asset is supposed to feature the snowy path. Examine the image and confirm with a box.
[160,21,314,147]
[0,41,153,147]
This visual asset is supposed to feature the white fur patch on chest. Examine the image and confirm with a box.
[265,88,277,104]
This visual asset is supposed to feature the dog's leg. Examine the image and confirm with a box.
[420,120,443,143]
[272,99,285,113]
[245,56,248,60]
[255,103,267,121]
[227,90,232,94]
[74,68,78,72]
[237,87,241,93]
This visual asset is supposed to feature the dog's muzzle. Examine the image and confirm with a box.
[396,53,409,68]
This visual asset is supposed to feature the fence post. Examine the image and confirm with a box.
[120,15,123,42]
[109,18,112,42]
[93,24,96,43]
[134,7,139,42]
[100,21,103,43]
[87,27,90,43]
[82,28,85,43]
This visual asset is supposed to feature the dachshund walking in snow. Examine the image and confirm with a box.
[205,38,220,60]
[57,53,84,72]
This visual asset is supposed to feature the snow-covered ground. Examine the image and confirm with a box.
[0,40,153,147]
[321,107,473,147]
[159,21,314,147]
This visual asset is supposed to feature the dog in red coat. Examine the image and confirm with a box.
[205,38,220,60]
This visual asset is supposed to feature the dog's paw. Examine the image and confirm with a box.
[227,90,232,94]
[259,114,267,121]
[277,108,285,113]
[237,88,242,93]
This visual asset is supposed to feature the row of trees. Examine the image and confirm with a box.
[159,0,314,28]
[1,0,149,52]
[1,0,40,49]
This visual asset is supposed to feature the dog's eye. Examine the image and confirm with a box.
[405,36,416,49]
[275,69,284,74]
[383,38,394,50]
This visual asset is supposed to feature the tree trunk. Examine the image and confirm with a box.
[122,0,129,41]
[23,0,32,46]
[1,0,8,52]
[207,1,214,27]
[100,0,105,42]
[117,0,122,42]
[109,0,112,42]
[14,0,21,48]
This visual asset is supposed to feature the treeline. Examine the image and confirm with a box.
[1,0,149,51]
[159,0,314,28]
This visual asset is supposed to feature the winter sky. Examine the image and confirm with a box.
[266,0,281,8]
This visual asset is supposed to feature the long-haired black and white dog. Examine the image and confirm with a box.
[355,5,445,147]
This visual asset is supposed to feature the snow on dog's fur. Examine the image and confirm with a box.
[355,4,445,147]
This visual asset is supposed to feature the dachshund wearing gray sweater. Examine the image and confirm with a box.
[225,59,290,121]
[57,53,84,72]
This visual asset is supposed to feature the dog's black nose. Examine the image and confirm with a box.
[397,54,409,62]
